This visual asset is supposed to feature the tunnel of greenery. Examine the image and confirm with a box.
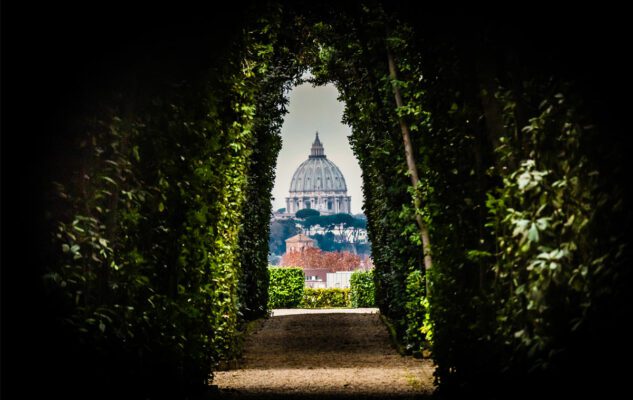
[8,1,632,399]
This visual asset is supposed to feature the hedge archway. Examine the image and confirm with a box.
[8,2,631,399]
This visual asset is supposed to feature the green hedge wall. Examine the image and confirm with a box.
[302,288,351,308]
[404,270,429,356]
[267,267,305,309]
[309,6,631,397]
[350,270,376,307]
[40,8,292,398]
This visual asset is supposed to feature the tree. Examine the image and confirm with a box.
[386,39,433,289]
[268,219,301,255]
[311,232,340,252]
[280,248,361,272]
[295,208,320,219]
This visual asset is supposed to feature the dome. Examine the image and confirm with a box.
[289,132,347,193]
[286,132,351,215]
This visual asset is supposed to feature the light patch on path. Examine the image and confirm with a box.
[272,308,380,316]
[213,311,435,399]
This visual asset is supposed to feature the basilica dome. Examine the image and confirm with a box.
[286,132,351,215]
[289,142,347,193]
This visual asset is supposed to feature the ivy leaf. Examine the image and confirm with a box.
[528,223,539,243]
[517,171,532,190]
[512,219,530,237]
[535,217,550,231]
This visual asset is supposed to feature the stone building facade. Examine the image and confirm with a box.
[285,233,317,253]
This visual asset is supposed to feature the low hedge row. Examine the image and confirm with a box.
[302,288,351,308]
[267,267,378,309]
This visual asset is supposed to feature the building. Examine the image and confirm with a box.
[285,233,317,253]
[286,132,351,215]
[304,270,368,289]
[326,271,354,289]
[304,268,329,289]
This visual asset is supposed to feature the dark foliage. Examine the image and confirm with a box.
[4,2,631,400]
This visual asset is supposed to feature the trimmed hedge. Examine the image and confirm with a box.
[42,16,278,398]
[302,288,351,308]
[404,270,429,356]
[267,267,304,309]
[350,270,376,307]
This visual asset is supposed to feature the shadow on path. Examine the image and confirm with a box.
[213,311,435,399]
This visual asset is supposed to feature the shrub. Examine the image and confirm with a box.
[267,267,304,309]
[350,270,376,307]
[404,270,428,356]
[302,288,351,308]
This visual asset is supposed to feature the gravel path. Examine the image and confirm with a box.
[272,308,380,316]
[213,311,435,399]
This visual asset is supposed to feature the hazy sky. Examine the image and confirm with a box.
[271,81,364,215]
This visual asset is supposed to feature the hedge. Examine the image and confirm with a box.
[404,270,429,356]
[350,270,376,307]
[41,14,277,398]
[35,4,631,399]
[267,267,304,309]
[302,288,351,308]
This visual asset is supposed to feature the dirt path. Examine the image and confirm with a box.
[213,310,435,399]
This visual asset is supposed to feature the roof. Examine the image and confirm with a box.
[289,132,348,193]
[285,234,316,243]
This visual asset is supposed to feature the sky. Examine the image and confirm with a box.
[271,80,364,215]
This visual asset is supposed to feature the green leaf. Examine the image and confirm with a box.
[527,223,539,243]
[535,217,551,231]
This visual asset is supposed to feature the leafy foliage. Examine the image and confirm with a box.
[37,2,630,399]
[299,4,631,397]
[267,267,305,309]
[42,6,296,397]
[302,288,351,308]
[280,248,360,271]
[295,208,320,218]
[404,270,430,356]
[350,270,376,307]
[268,219,302,255]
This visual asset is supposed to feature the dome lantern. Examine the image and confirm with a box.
[309,131,325,158]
